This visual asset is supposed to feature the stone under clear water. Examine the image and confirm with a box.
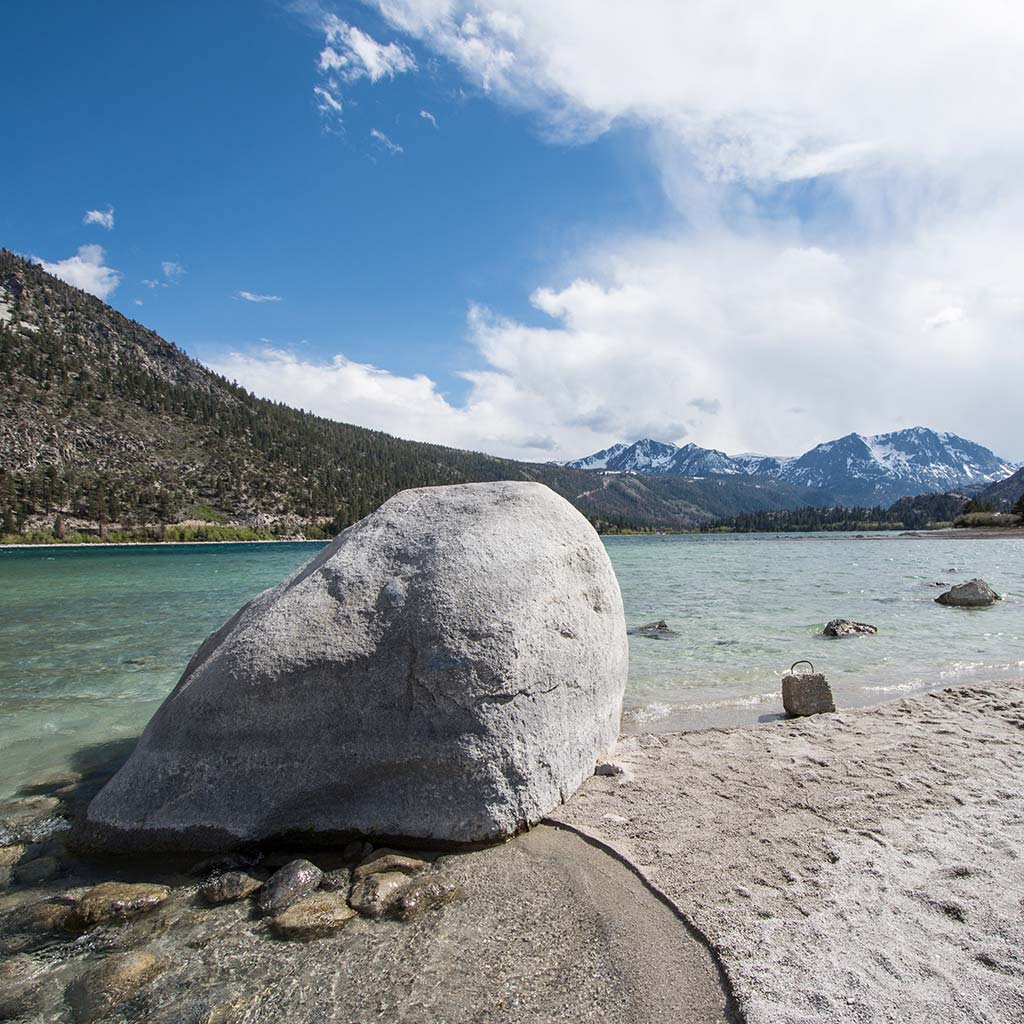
[1,534,1022,801]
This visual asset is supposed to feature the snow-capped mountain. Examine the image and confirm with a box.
[562,428,1018,506]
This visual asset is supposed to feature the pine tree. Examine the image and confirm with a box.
[1013,492,1024,519]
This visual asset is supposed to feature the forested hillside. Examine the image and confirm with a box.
[0,250,824,539]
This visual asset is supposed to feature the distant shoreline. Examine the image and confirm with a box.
[0,539,327,551]
[2,527,1020,551]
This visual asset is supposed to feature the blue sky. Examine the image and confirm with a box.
[4,2,1023,461]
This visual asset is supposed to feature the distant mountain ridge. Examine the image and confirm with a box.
[562,428,1018,506]
[0,249,831,535]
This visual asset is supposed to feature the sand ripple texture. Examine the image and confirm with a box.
[551,682,1024,1024]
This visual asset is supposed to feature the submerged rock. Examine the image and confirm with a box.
[66,951,165,1023]
[388,877,460,921]
[70,882,170,929]
[822,619,878,637]
[256,860,322,917]
[627,620,678,639]
[270,892,357,939]
[348,871,412,918]
[78,482,627,851]
[935,579,1002,607]
[201,871,262,905]
[781,671,836,717]
[318,868,351,892]
[352,851,428,881]
[12,855,60,886]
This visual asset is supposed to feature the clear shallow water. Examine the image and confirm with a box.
[1,534,1022,799]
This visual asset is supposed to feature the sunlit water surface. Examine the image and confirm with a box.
[1,534,1021,798]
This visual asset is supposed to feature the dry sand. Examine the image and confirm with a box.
[550,681,1024,1023]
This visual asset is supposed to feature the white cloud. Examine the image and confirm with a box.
[213,206,1024,463]
[419,108,437,128]
[314,15,416,121]
[370,128,403,154]
[37,245,121,300]
[83,207,115,230]
[313,85,342,114]
[923,306,965,331]
[238,290,283,303]
[371,1,1024,183]
[133,299,143,306]
[255,2,1024,462]
[161,260,185,280]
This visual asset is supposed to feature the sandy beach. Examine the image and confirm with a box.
[552,681,1024,1023]
[1,681,1021,1022]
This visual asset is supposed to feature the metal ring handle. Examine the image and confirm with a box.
[790,660,814,674]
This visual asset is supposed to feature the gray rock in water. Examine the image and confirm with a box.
[782,672,836,717]
[77,482,627,851]
[256,860,323,917]
[201,871,262,905]
[822,619,878,637]
[627,620,678,639]
[348,870,412,918]
[935,579,1002,607]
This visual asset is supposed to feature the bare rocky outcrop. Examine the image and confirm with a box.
[77,482,628,851]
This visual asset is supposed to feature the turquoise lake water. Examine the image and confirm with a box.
[1,534,1022,799]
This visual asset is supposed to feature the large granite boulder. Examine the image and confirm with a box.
[935,579,1002,607]
[77,482,627,851]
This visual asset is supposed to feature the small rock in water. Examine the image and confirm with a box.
[70,882,171,929]
[201,871,262,905]
[781,671,836,717]
[387,877,460,921]
[353,851,428,881]
[319,868,352,892]
[348,871,413,918]
[270,892,358,939]
[12,855,60,886]
[627,620,678,639]
[822,619,878,637]
[66,951,165,1024]
[256,859,322,917]
[935,579,1002,607]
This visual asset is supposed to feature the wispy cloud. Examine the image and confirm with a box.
[419,109,437,128]
[37,244,121,300]
[238,290,283,303]
[370,128,403,154]
[161,260,185,281]
[83,207,115,230]
[314,14,416,122]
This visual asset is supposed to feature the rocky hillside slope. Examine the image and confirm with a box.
[0,251,822,536]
